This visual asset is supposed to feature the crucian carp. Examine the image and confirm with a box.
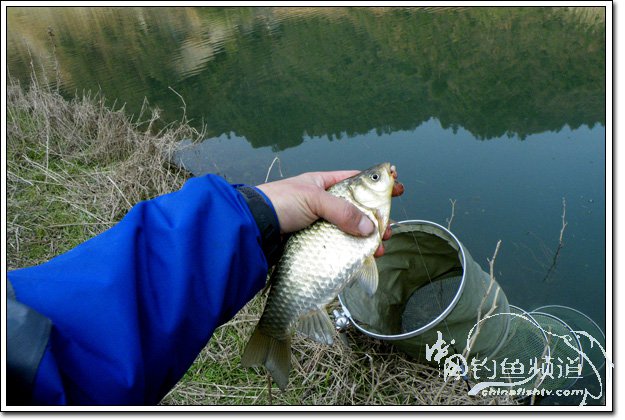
[241,162,398,390]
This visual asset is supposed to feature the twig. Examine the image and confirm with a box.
[264,156,283,183]
[168,86,187,122]
[106,175,133,209]
[543,197,567,282]
[266,373,273,405]
[559,197,567,243]
[46,222,115,228]
[21,155,65,185]
[145,107,161,134]
[55,196,107,224]
[7,170,34,186]
[45,123,50,177]
[530,334,551,406]
[462,240,502,360]
[446,199,457,230]
[47,26,61,92]
[487,241,502,291]
[27,46,41,89]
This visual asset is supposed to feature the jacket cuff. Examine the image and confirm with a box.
[234,185,283,267]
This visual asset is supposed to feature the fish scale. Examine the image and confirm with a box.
[262,219,379,336]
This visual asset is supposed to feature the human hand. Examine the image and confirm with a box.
[256,169,404,257]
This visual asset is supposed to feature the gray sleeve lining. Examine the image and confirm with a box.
[7,279,52,405]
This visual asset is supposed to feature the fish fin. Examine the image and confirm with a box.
[354,255,379,296]
[241,327,291,391]
[297,309,335,345]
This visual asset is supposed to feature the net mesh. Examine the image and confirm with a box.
[486,306,550,391]
[529,312,583,391]
[337,221,604,403]
[401,275,463,333]
[532,305,606,378]
[340,221,509,362]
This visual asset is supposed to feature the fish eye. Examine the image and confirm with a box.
[370,173,380,182]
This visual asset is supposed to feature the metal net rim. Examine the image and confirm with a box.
[533,304,606,375]
[491,305,551,392]
[338,219,468,341]
[533,304,606,342]
[529,311,584,390]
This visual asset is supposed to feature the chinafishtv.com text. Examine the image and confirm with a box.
[481,387,586,397]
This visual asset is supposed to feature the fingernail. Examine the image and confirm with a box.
[358,216,375,236]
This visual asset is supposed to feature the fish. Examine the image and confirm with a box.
[241,162,397,390]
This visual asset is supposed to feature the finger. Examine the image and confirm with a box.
[309,191,374,237]
[312,170,360,189]
[382,224,392,241]
[374,243,385,258]
[392,181,405,197]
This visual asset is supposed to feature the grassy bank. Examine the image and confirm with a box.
[6,78,194,270]
[6,80,514,406]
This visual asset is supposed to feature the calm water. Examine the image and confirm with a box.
[8,6,607,404]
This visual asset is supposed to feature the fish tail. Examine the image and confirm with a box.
[241,327,291,391]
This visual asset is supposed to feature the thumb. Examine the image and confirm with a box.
[309,191,375,237]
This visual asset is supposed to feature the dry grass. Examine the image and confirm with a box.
[161,295,517,406]
[6,79,516,407]
[6,77,197,270]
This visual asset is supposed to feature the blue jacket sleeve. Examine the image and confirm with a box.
[8,174,275,405]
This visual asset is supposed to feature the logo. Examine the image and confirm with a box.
[425,312,612,406]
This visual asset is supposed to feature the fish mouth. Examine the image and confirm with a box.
[378,164,400,238]
[389,164,404,197]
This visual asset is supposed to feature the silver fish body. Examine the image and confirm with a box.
[241,163,395,390]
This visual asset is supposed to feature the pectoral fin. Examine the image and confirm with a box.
[297,309,335,345]
[354,255,379,296]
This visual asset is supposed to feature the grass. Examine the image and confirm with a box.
[6,78,515,406]
[6,76,195,270]
[161,297,515,406]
